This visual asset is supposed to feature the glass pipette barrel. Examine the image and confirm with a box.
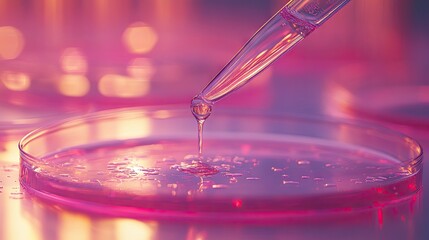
[192,0,351,110]
[191,0,351,155]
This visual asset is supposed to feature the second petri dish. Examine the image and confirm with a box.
[19,107,422,220]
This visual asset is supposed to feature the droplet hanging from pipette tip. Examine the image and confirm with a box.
[191,96,213,121]
[190,96,213,156]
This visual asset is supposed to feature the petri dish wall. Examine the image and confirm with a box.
[325,62,429,129]
[19,106,422,220]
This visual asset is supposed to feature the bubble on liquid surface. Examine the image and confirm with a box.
[191,96,213,121]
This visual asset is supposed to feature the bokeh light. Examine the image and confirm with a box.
[57,74,90,97]
[122,22,158,54]
[98,74,150,98]
[60,48,88,74]
[127,58,155,79]
[0,26,25,60]
[1,71,31,91]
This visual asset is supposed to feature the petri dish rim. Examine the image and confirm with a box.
[18,106,423,220]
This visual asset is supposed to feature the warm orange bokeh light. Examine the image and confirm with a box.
[58,74,90,97]
[1,71,31,91]
[122,22,158,54]
[59,212,91,240]
[127,58,155,79]
[98,74,150,98]
[0,26,25,60]
[60,48,88,74]
[115,219,155,240]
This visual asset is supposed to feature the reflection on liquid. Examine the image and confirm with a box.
[0,26,24,60]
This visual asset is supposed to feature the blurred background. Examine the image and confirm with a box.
[1,0,428,239]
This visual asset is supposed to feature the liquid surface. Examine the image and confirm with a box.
[20,136,421,218]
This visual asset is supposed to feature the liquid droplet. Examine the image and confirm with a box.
[191,96,213,121]
[191,96,213,156]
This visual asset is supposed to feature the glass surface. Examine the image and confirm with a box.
[19,106,422,219]
[326,63,429,128]
[196,0,349,104]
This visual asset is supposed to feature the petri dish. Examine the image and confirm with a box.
[19,106,422,220]
[340,85,429,128]
[0,102,77,135]
[325,63,429,128]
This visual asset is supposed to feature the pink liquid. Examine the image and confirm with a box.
[20,136,421,219]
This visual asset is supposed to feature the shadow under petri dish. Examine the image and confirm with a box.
[19,107,422,220]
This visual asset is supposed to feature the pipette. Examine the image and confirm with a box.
[191,0,351,154]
